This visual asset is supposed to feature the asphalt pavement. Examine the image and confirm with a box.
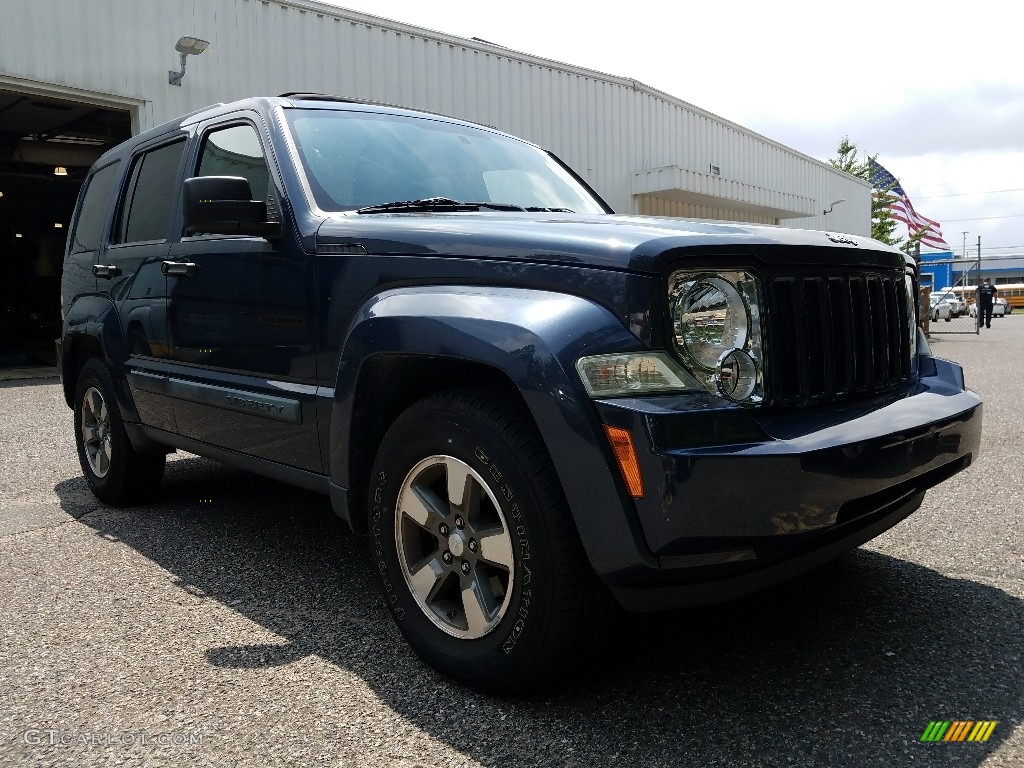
[1,319,1021,768]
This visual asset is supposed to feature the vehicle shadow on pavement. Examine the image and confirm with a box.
[55,457,1022,768]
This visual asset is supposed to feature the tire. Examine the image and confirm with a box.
[73,358,166,504]
[368,389,608,694]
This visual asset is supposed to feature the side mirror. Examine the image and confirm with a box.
[182,176,280,237]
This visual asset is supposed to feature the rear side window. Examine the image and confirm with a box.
[115,139,186,244]
[70,161,120,253]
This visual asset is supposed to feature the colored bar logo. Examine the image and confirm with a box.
[920,721,998,742]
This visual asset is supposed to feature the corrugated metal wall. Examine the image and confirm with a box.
[635,197,776,224]
[0,0,870,234]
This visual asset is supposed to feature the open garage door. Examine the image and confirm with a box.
[0,89,131,368]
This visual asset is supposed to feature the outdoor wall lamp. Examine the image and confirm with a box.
[823,199,846,215]
[168,36,210,86]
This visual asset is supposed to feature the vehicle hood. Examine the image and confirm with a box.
[315,213,908,273]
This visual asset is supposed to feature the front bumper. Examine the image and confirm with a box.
[593,355,982,611]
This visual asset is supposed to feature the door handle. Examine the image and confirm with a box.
[92,264,122,278]
[161,261,199,277]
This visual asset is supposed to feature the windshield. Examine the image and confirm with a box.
[283,108,607,214]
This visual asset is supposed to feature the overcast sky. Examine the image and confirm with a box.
[320,0,1022,256]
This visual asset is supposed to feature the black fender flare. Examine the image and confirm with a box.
[60,294,139,423]
[331,285,659,581]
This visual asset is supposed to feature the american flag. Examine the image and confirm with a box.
[869,160,950,250]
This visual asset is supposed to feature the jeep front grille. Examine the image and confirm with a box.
[766,272,912,406]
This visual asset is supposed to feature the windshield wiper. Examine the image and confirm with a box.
[356,197,528,214]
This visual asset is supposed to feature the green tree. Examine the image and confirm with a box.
[827,136,926,252]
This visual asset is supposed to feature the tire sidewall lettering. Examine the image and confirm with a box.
[371,470,406,623]
[473,444,533,653]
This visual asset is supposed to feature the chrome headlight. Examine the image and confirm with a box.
[669,270,764,403]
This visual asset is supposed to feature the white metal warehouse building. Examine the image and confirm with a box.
[0,0,871,366]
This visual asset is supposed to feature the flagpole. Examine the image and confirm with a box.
[976,236,982,336]
[961,232,969,288]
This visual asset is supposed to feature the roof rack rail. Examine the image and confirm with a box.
[278,92,403,107]
[279,91,340,100]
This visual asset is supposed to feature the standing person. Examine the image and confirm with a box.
[977,278,998,329]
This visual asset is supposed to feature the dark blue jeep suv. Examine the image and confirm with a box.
[57,95,982,693]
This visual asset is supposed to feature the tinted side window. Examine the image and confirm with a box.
[70,161,120,253]
[116,140,186,244]
[197,124,270,205]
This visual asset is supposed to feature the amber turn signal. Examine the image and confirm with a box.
[603,425,644,498]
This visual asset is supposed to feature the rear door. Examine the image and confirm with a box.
[62,160,121,318]
[108,136,187,432]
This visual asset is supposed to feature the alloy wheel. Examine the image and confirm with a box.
[80,386,112,478]
[395,455,516,639]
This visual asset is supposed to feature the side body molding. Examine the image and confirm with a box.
[329,285,659,581]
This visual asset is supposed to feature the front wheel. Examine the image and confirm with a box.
[73,359,165,504]
[368,389,607,694]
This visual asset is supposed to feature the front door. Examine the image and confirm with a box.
[163,118,321,472]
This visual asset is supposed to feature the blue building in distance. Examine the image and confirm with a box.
[919,251,954,290]
[918,252,1024,290]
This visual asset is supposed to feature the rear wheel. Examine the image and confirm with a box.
[368,389,607,694]
[73,359,165,504]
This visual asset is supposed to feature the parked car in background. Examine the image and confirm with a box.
[930,293,954,322]
[969,297,1007,319]
[935,290,963,318]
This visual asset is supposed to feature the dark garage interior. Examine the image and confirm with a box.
[0,89,131,368]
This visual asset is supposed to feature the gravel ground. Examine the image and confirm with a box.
[1,319,1021,768]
